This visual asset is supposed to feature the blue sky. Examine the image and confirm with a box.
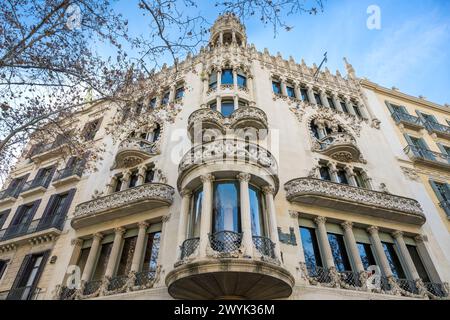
[113,0,450,105]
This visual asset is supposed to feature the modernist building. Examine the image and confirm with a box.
[0,13,449,300]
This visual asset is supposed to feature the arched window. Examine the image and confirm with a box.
[221,69,233,85]
[209,72,217,89]
[212,181,241,233]
[221,99,234,117]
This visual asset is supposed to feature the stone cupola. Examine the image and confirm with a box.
[209,12,247,47]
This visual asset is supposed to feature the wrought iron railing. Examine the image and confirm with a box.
[134,270,157,287]
[425,121,450,136]
[209,230,242,253]
[180,237,200,259]
[424,282,448,298]
[252,236,276,259]
[404,145,450,165]
[21,177,50,193]
[391,111,423,127]
[82,280,102,296]
[53,165,84,182]
[380,275,392,292]
[306,265,333,284]
[339,270,362,288]
[0,286,41,300]
[439,200,450,217]
[396,278,419,294]
[0,188,20,200]
[0,214,65,242]
[107,275,128,291]
[58,286,77,300]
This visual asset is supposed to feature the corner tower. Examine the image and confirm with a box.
[209,13,247,47]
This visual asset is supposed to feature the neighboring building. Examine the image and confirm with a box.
[0,13,448,300]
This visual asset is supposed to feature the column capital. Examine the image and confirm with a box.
[340,221,353,231]
[200,174,215,183]
[289,210,301,219]
[71,238,83,247]
[93,233,104,241]
[314,216,327,226]
[138,221,149,229]
[391,230,404,239]
[366,226,379,235]
[262,185,275,195]
[114,227,126,235]
[237,172,251,182]
[162,213,171,223]
[180,188,192,197]
[414,235,425,243]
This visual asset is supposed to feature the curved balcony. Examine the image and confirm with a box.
[71,183,174,229]
[114,138,158,169]
[187,107,268,141]
[178,138,278,191]
[284,178,426,225]
[166,230,294,300]
[312,133,362,163]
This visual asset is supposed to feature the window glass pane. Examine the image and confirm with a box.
[77,248,90,276]
[128,171,139,188]
[189,188,203,237]
[221,101,234,117]
[237,74,247,87]
[116,236,137,276]
[161,92,169,105]
[314,93,322,105]
[353,105,362,118]
[210,103,217,111]
[327,97,335,109]
[340,101,348,113]
[357,243,376,270]
[354,171,367,188]
[407,245,430,282]
[300,227,322,272]
[142,232,161,271]
[382,242,406,279]
[272,81,281,95]
[92,242,113,280]
[286,86,295,98]
[319,166,331,181]
[249,186,265,236]
[300,88,309,102]
[175,87,184,99]
[212,181,240,233]
[337,170,348,185]
[149,98,156,109]
[115,176,123,192]
[327,233,352,272]
[221,69,233,85]
[144,168,154,184]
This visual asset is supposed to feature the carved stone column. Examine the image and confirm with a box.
[137,166,147,186]
[392,231,420,280]
[217,70,222,88]
[367,226,393,277]
[306,85,316,105]
[357,101,369,119]
[344,97,356,116]
[344,166,358,187]
[320,89,330,108]
[120,171,130,191]
[176,189,192,260]
[232,68,238,91]
[169,84,176,104]
[314,216,335,269]
[263,186,281,260]
[130,221,149,273]
[106,177,117,195]
[341,222,365,272]
[247,75,255,106]
[280,78,287,96]
[199,174,215,258]
[238,173,253,258]
[332,93,343,112]
[104,227,126,278]
[293,82,301,101]
[327,162,339,183]
[81,233,103,282]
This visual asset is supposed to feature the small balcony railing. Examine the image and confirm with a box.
[439,200,450,217]
[107,275,129,292]
[209,230,242,253]
[53,165,84,182]
[0,214,65,242]
[0,188,20,201]
[134,269,157,287]
[396,278,419,294]
[0,286,41,300]
[425,121,450,137]
[20,178,50,194]
[403,145,450,167]
[424,282,448,298]
[339,270,362,288]
[180,237,200,260]
[306,265,333,284]
[391,111,423,128]
[82,280,102,296]
[252,236,276,259]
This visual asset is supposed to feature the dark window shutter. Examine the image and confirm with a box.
[44,166,56,188]
[385,101,394,113]
[61,189,77,218]
[28,251,50,299]
[41,195,57,220]
[0,209,11,229]
[10,205,24,226]
[9,254,33,291]
[27,200,42,224]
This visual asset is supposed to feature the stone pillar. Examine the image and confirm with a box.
[314,216,335,269]
[280,78,287,96]
[263,186,281,260]
[217,70,222,88]
[414,235,441,283]
[233,95,239,110]
[307,85,316,105]
[120,171,130,191]
[327,162,339,183]
[169,84,176,104]
[232,68,238,91]
[238,173,253,257]
[106,177,117,195]
[345,166,358,187]
[320,89,330,108]
[357,101,369,119]
[219,32,223,46]
[341,222,365,272]
[367,226,393,277]
[104,228,126,278]
[137,166,147,186]
[130,222,149,273]
[176,189,192,260]
[392,231,420,280]
[247,75,255,105]
[345,97,356,115]
[216,95,222,113]
[332,93,343,112]
[199,174,215,258]
[293,82,301,101]
[81,233,103,282]
[316,123,326,139]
